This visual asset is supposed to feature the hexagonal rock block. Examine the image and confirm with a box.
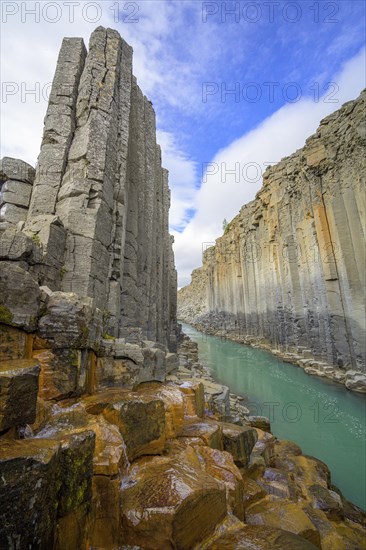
[180,420,223,450]
[0,359,40,431]
[0,156,35,183]
[276,453,331,497]
[37,407,129,478]
[308,484,344,520]
[83,389,166,461]
[0,262,41,331]
[32,347,87,401]
[246,415,271,433]
[176,380,205,417]
[219,422,258,467]
[1,179,32,208]
[245,498,321,548]
[0,438,60,549]
[0,228,42,264]
[120,451,227,549]
[201,524,320,549]
[136,382,185,439]
[37,291,103,350]
[250,428,276,469]
[55,430,96,517]
[0,325,32,361]
[193,445,244,521]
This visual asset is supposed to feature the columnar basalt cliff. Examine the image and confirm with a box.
[178,91,366,391]
[1,29,366,550]
[1,26,177,352]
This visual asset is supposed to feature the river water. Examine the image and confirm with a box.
[181,322,366,510]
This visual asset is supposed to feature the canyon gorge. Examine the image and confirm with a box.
[0,27,365,550]
[178,90,366,394]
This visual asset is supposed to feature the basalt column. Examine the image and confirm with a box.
[17,26,177,350]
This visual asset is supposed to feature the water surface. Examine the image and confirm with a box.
[181,322,366,510]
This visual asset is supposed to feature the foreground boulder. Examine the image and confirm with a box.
[220,422,258,467]
[0,439,60,548]
[0,359,40,431]
[82,389,166,461]
[120,446,227,549]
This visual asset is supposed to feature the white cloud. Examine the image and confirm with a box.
[157,130,198,231]
[174,47,366,287]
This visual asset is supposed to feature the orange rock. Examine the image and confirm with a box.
[136,382,185,439]
[251,428,276,467]
[32,348,80,400]
[193,445,244,521]
[176,380,205,417]
[81,389,166,461]
[220,422,258,467]
[180,419,223,449]
[0,325,33,360]
[55,504,90,550]
[245,497,321,548]
[120,448,227,549]
[0,359,40,430]
[90,476,121,550]
[242,477,267,510]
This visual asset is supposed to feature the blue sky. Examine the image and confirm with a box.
[1,1,365,285]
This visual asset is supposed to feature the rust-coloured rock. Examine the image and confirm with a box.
[90,476,121,550]
[83,389,166,461]
[177,380,205,417]
[220,422,258,467]
[136,382,185,439]
[180,419,223,449]
[245,498,321,548]
[0,359,40,431]
[120,447,227,549]
[0,325,33,361]
[194,444,244,521]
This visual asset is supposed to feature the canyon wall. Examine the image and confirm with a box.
[179,91,366,378]
[0,27,177,365]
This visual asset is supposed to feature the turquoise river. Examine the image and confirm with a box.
[181,323,366,510]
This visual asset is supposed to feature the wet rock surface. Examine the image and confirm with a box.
[0,26,365,550]
[0,359,40,431]
[0,333,365,549]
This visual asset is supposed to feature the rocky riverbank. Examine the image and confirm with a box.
[1,333,366,549]
[179,313,366,394]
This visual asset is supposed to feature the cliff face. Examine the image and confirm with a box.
[0,26,177,352]
[179,91,366,376]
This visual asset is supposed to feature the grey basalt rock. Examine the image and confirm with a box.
[0,157,35,184]
[37,291,103,350]
[0,27,179,408]
[178,90,366,375]
[0,262,41,331]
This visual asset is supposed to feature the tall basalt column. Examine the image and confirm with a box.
[57,28,123,311]
[120,78,144,334]
[28,38,86,217]
[2,27,178,350]
[142,98,158,341]
[107,39,133,334]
